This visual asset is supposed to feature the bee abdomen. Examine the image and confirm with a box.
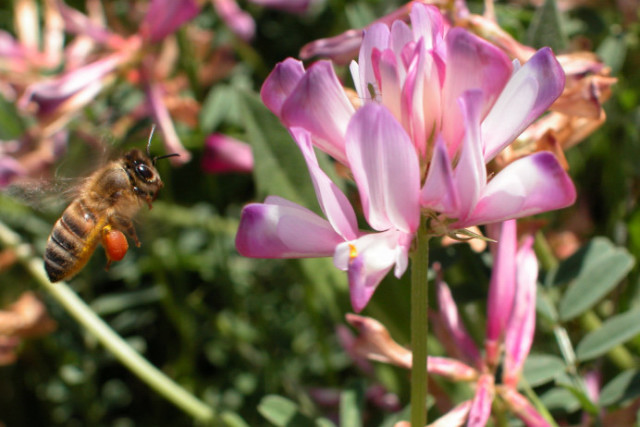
[44,200,98,282]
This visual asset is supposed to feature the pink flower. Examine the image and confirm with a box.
[202,133,254,174]
[432,220,549,425]
[239,3,575,312]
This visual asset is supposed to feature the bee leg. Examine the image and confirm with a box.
[109,215,141,247]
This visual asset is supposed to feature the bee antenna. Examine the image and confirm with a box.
[152,153,180,166]
[146,124,156,158]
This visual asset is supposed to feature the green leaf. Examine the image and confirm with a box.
[200,84,238,134]
[237,89,321,210]
[576,309,640,361]
[540,387,581,413]
[597,34,627,75]
[555,375,599,414]
[0,94,26,140]
[522,354,566,387]
[558,239,634,321]
[258,395,315,427]
[339,382,365,427]
[599,370,640,407]
[526,0,567,51]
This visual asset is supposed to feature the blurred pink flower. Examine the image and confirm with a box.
[202,133,254,173]
[238,3,574,312]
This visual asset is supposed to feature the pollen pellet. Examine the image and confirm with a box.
[103,228,129,261]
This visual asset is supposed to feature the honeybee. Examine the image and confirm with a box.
[44,128,178,282]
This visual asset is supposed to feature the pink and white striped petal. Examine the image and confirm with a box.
[481,47,566,162]
[420,136,459,215]
[456,151,576,228]
[260,58,305,118]
[335,230,412,313]
[441,28,512,157]
[485,220,517,368]
[345,103,420,233]
[236,196,344,258]
[467,374,495,427]
[504,235,538,387]
[281,61,355,165]
[290,127,359,241]
[452,90,486,221]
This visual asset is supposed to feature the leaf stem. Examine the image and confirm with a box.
[0,220,215,424]
[410,226,430,426]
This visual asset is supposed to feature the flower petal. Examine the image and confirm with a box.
[457,151,576,227]
[260,58,305,117]
[202,133,253,173]
[142,0,200,42]
[436,279,481,367]
[504,235,538,387]
[453,90,486,220]
[482,47,566,162]
[290,127,359,241]
[357,23,390,102]
[409,3,444,50]
[485,220,517,367]
[236,196,343,258]
[420,136,459,215]
[335,230,411,312]
[441,28,512,157]
[467,374,495,427]
[345,104,420,233]
[281,61,355,164]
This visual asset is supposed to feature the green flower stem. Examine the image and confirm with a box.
[410,226,430,426]
[0,220,215,424]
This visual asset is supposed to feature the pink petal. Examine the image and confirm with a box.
[19,53,122,114]
[427,356,478,381]
[56,2,118,45]
[458,151,576,227]
[236,196,343,258]
[377,48,403,121]
[441,28,512,157]
[142,0,200,42]
[453,90,486,220]
[357,23,390,101]
[504,235,538,387]
[212,0,255,41]
[260,58,305,117]
[145,81,191,164]
[436,279,481,367]
[345,104,420,233]
[420,136,459,215]
[281,61,355,165]
[402,42,442,159]
[485,220,517,367]
[299,29,363,65]
[500,388,552,427]
[409,4,444,50]
[290,127,359,241]
[482,48,566,162]
[334,230,412,313]
[202,133,253,173]
[467,374,495,427]
[429,400,472,427]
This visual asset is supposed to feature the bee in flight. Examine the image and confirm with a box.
[44,127,178,282]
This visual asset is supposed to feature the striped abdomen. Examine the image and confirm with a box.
[44,199,105,282]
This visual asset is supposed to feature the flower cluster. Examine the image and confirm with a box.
[345,220,548,425]
[236,3,575,312]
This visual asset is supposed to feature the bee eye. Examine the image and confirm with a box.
[135,163,154,181]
